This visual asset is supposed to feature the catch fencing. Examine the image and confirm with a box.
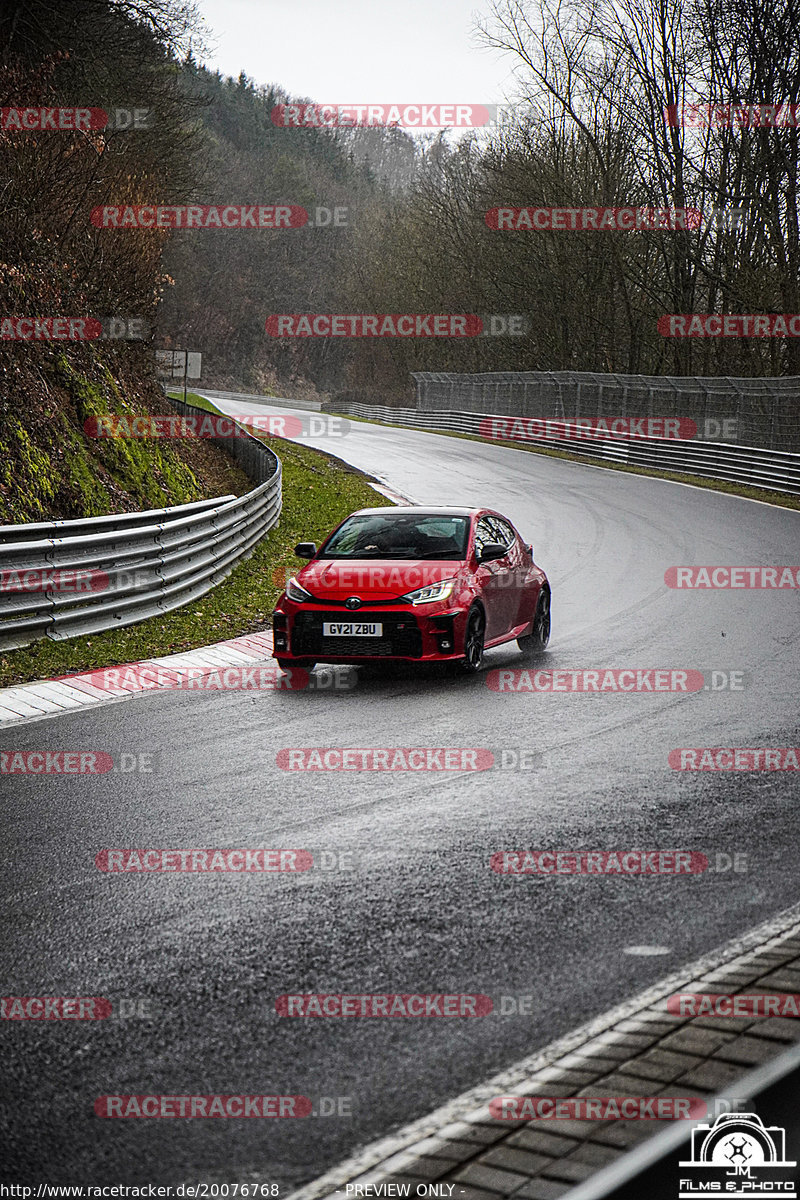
[412,371,800,453]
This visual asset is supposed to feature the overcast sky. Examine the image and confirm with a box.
[194,0,516,113]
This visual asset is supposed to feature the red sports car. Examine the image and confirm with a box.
[272,506,550,672]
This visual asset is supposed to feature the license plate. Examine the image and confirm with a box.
[323,621,382,637]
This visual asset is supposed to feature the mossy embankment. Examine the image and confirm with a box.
[0,349,251,525]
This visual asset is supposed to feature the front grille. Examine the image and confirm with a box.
[292,610,423,658]
[304,596,406,608]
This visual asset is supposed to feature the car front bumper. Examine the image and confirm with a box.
[272,603,466,663]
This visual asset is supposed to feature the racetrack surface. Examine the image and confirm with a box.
[2,398,799,1186]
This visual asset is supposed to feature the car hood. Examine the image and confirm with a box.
[296,558,464,602]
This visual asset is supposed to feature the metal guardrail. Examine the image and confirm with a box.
[0,397,282,651]
[324,401,800,497]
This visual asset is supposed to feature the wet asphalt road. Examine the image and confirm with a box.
[2,400,799,1187]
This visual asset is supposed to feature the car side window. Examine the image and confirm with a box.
[490,517,516,549]
[479,517,515,557]
[473,518,494,559]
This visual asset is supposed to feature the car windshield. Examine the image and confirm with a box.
[319,514,470,560]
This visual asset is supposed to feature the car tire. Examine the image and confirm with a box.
[460,605,486,673]
[276,658,316,670]
[518,588,550,655]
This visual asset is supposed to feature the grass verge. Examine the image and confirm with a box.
[0,427,391,687]
[165,391,219,412]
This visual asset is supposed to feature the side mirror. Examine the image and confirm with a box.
[294,542,317,559]
[478,542,508,564]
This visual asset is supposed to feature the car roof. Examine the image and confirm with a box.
[350,506,478,517]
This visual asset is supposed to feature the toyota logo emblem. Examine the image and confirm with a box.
[345,596,362,610]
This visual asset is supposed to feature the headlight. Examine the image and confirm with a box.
[285,577,313,602]
[401,578,457,605]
